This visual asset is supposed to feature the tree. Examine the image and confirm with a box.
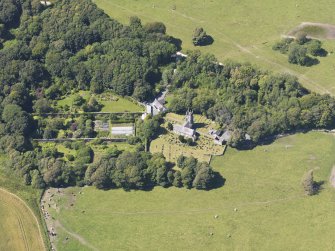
[33,98,52,114]
[167,122,173,131]
[307,40,322,56]
[73,94,85,107]
[178,135,186,143]
[192,163,215,189]
[2,104,30,135]
[288,44,309,66]
[0,0,21,26]
[295,32,308,45]
[192,27,212,46]
[147,153,170,187]
[144,22,166,34]
[302,169,315,195]
[172,170,182,187]
[177,155,186,168]
[91,166,113,189]
[181,166,195,189]
[30,170,45,189]
[129,16,142,29]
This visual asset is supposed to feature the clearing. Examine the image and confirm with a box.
[93,0,335,95]
[45,132,335,250]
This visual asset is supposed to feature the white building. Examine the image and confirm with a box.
[111,125,134,136]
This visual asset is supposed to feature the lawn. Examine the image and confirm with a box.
[47,132,335,250]
[93,0,335,95]
[57,91,144,113]
[0,158,48,251]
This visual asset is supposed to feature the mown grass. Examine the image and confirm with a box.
[57,91,143,113]
[48,132,335,250]
[93,0,335,95]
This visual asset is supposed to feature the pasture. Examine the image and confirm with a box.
[93,0,335,95]
[47,132,335,251]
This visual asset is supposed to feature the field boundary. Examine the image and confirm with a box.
[0,188,46,251]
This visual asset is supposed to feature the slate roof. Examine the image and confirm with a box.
[173,124,196,137]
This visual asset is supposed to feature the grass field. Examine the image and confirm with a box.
[0,189,45,251]
[93,0,335,95]
[47,132,335,250]
[0,160,48,251]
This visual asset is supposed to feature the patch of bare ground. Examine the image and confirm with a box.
[41,188,84,251]
[330,166,335,188]
[287,22,335,40]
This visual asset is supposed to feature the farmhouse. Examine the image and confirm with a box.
[209,129,232,145]
[142,91,168,119]
[173,111,196,141]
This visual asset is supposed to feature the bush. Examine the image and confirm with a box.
[302,170,315,195]
[66,154,75,161]
[295,32,308,45]
[288,44,309,66]
[178,135,186,143]
[144,22,166,34]
[307,39,322,56]
[192,27,213,46]
[272,38,293,53]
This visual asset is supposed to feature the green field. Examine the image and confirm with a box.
[57,91,143,113]
[47,132,335,250]
[0,161,48,251]
[93,0,335,95]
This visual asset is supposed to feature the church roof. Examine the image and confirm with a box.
[173,124,195,137]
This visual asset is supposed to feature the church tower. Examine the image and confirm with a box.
[183,110,194,128]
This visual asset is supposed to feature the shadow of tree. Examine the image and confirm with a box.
[168,36,183,51]
[315,48,328,57]
[304,56,319,67]
[207,171,226,190]
[197,35,214,46]
[313,180,325,195]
